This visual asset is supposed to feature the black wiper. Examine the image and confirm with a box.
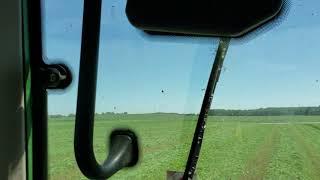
[183,38,230,180]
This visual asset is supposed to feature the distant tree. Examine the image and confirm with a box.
[68,113,75,117]
[50,114,64,118]
[305,107,311,116]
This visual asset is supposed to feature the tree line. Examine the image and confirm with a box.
[208,106,320,116]
[50,106,320,118]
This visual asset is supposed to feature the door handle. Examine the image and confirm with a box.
[74,0,139,179]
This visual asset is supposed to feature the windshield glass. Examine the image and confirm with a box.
[44,0,320,179]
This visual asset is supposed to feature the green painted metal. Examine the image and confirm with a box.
[21,0,33,178]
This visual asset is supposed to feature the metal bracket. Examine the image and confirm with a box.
[41,64,72,89]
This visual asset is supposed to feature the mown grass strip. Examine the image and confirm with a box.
[240,126,279,180]
[289,125,320,179]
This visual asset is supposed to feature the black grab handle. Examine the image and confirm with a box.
[74,0,139,179]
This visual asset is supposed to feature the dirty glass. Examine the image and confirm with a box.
[44,0,217,179]
[44,0,320,179]
[197,1,320,179]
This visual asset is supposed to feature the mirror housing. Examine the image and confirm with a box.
[126,0,284,37]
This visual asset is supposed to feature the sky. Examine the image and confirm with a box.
[45,0,320,115]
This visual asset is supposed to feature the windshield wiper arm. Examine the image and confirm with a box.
[183,38,230,180]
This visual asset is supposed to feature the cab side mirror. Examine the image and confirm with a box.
[126,0,284,37]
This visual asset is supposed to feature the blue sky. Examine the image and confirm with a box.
[45,0,320,115]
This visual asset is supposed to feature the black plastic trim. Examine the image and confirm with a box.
[24,0,48,179]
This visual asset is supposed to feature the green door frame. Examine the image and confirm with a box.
[22,0,48,179]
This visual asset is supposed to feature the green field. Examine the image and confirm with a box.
[48,114,320,179]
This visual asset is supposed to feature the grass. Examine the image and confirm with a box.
[48,115,320,179]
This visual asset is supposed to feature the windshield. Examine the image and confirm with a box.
[44,0,320,179]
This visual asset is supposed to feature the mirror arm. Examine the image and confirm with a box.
[74,0,138,179]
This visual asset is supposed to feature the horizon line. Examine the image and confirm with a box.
[49,105,320,116]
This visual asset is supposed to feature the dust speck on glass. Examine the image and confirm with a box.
[44,0,320,179]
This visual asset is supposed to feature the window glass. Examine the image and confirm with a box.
[198,1,320,179]
[45,0,218,179]
[44,0,320,179]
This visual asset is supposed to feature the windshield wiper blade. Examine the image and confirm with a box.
[183,38,230,180]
